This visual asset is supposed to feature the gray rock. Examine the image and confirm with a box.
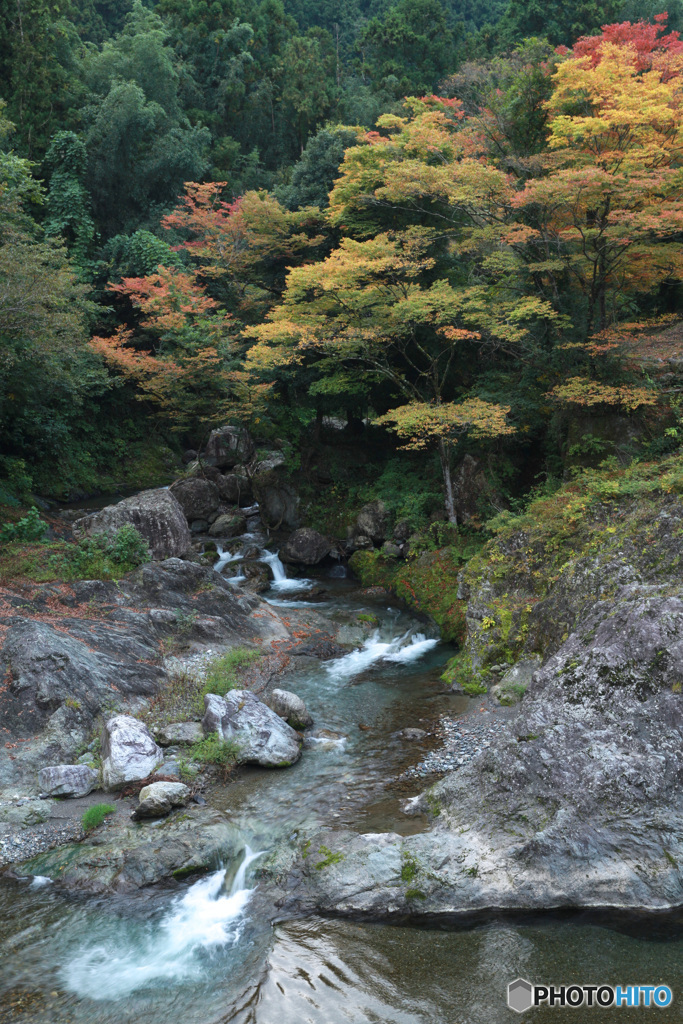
[202,690,301,767]
[0,617,164,790]
[73,488,191,561]
[0,561,285,792]
[16,806,243,892]
[393,520,412,542]
[38,764,98,798]
[493,657,541,705]
[348,533,373,552]
[252,472,299,529]
[269,688,313,730]
[157,722,203,747]
[255,451,286,473]
[216,472,252,505]
[208,512,247,538]
[280,528,331,566]
[0,800,52,827]
[101,715,163,790]
[202,693,229,737]
[170,477,220,521]
[301,585,683,916]
[393,728,427,741]
[204,425,255,469]
[133,781,190,819]
[355,500,388,545]
[241,561,271,593]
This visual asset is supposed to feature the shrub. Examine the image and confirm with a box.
[81,803,116,831]
[189,733,242,779]
[0,507,47,545]
[62,525,150,579]
[203,647,262,698]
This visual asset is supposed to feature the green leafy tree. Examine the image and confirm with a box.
[358,0,455,96]
[279,31,337,153]
[44,131,95,268]
[0,0,82,157]
[500,0,621,46]
[82,2,210,236]
[277,124,360,209]
[0,116,109,496]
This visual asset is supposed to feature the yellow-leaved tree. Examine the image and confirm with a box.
[247,98,561,521]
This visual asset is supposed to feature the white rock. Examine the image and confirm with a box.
[101,715,163,790]
[38,764,98,798]
[202,690,301,767]
[269,689,313,729]
[134,781,191,818]
[157,722,203,746]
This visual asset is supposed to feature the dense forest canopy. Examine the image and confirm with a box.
[2,0,683,518]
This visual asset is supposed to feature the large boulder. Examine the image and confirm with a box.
[169,477,220,521]
[133,781,190,819]
[0,616,164,791]
[17,806,243,892]
[208,512,247,538]
[241,561,271,593]
[252,471,299,529]
[38,764,98,798]
[101,715,163,790]
[353,501,388,546]
[216,472,252,506]
[202,690,301,767]
[280,527,331,566]
[269,689,313,730]
[204,426,255,469]
[73,488,191,561]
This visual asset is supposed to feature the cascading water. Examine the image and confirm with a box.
[62,848,263,1001]
[259,549,313,592]
[325,629,439,681]
[214,543,243,574]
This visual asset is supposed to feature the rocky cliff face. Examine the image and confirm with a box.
[0,559,286,793]
[295,486,683,916]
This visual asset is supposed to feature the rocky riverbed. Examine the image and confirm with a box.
[403,696,513,778]
[2,429,683,1023]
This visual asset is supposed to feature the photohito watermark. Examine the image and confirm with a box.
[507,979,673,1013]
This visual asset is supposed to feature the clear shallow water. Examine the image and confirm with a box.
[1,579,682,1023]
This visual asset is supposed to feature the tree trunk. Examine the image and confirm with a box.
[438,438,457,524]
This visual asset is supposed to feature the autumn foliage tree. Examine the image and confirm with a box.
[91,265,254,432]
[513,16,683,337]
[161,182,330,320]
[248,98,562,520]
[90,182,331,432]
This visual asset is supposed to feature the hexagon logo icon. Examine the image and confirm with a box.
[508,978,534,1013]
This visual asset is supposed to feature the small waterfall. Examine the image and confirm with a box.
[260,549,287,582]
[62,847,263,1000]
[229,846,263,894]
[214,543,243,573]
[325,630,438,680]
[260,550,313,592]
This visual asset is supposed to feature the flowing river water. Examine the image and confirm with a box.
[1,519,682,1023]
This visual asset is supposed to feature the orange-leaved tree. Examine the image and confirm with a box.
[91,264,269,432]
[512,16,683,338]
[162,182,330,320]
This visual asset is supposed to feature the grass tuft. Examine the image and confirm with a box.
[81,803,116,832]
